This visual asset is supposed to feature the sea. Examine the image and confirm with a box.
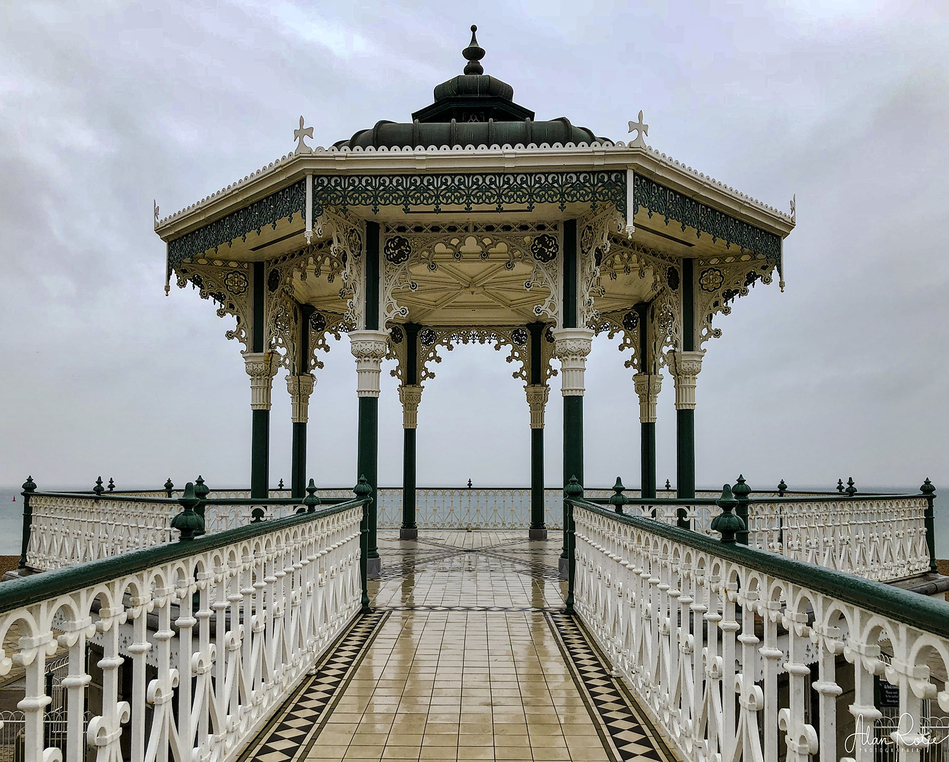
[0,485,945,559]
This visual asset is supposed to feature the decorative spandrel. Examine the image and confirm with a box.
[380,221,563,327]
[174,260,254,349]
[693,253,776,347]
[387,324,556,386]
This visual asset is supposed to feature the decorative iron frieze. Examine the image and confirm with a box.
[167,180,307,266]
[311,171,626,216]
[634,174,781,261]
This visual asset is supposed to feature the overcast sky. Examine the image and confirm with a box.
[1,1,947,503]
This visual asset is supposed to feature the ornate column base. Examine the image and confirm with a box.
[367,557,382,578]
[400,528,419,541]
[529,527,548,541]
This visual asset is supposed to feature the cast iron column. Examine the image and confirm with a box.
[244,351,277,500]
[399,323,422,540]
[399,385,422,540]
[553,328,593,579]
[287,373,315,498]
[527,321,549,540]
[633,373,661,498]
[351,219,385,576]
[667,349,705,521]
[246,261,274,500]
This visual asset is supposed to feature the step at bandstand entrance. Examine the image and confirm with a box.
[7,25,949,762]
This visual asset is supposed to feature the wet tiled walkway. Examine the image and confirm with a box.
[242,532,673,762]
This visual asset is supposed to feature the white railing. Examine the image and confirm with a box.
[27,494,180,570]
[747,496,932,581]
[615,493,933,581]
[572,501,949,762]
[2,502,363,762]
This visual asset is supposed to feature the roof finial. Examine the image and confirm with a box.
[463,24,485,75]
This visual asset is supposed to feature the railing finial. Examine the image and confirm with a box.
[93,476,104,496]
[836,478,845,493]
[107,477,115,492]
[565,476,583,499]
[845,477,857,497]
[194,475,210,501]
[777,478,787,496]
[304,479,321,513]
[172,482,206,540]
[22,475,36,493]
[609,477,627,514]
[164,478,174,498]
[711,484,744,544]
[354,475,372,500]
[921,478,936,495]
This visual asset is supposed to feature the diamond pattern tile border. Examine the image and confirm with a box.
[237,610,389,762]
[547,611,676,762]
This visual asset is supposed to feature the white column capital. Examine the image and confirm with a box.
[286,373,316,424]
[665,350,706,410]
[243,351,278,411]
[348,329,389,398]
[632,373,662,424]
[552,328,594,397]
[399,384,423,429]
[525,384,550,429]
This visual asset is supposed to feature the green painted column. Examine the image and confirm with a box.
[527,322,549,540]
[18,476,36,569]
[246,261,275,500]
[640,422,657,498]
[290,305,315,499]
[400,324,422,540]
[668,260,703,521]
[357,395,379,560]
[350,222,386,575]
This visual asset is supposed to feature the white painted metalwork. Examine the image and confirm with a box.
[4,505,362,762]
[27,494,179,570]
[573,503,949,762]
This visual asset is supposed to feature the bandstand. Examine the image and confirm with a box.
[155,27,794,575]
[7,26,949,762]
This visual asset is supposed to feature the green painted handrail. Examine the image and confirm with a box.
[567,496,949,640]
[0,496,369,616]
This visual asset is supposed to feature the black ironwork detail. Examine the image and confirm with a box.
[511,328,528,345]
[309,312,327,332]
[622,311,639,332]
[699,268,724,292]
[389,325,404,344]
[420,328,437,346]
[633,175,781,261]
[384,235,412,264]
[666,266,680,291]
[224,271,249,295]
[267,269,280,292]
[311,171,627,217]
[166,180,306,266]
[530,233,558,263]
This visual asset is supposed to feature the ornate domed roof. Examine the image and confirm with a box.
[334,26,609,150]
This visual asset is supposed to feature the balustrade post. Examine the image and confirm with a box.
[564,477,582,614]
[19,475,35,569]
[355,476,372,613]
[921,478,937,573]
[733,474,751,545]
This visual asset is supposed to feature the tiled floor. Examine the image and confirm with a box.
[241,531,672,762]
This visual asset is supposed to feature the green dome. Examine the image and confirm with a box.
[334,26,609,150]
